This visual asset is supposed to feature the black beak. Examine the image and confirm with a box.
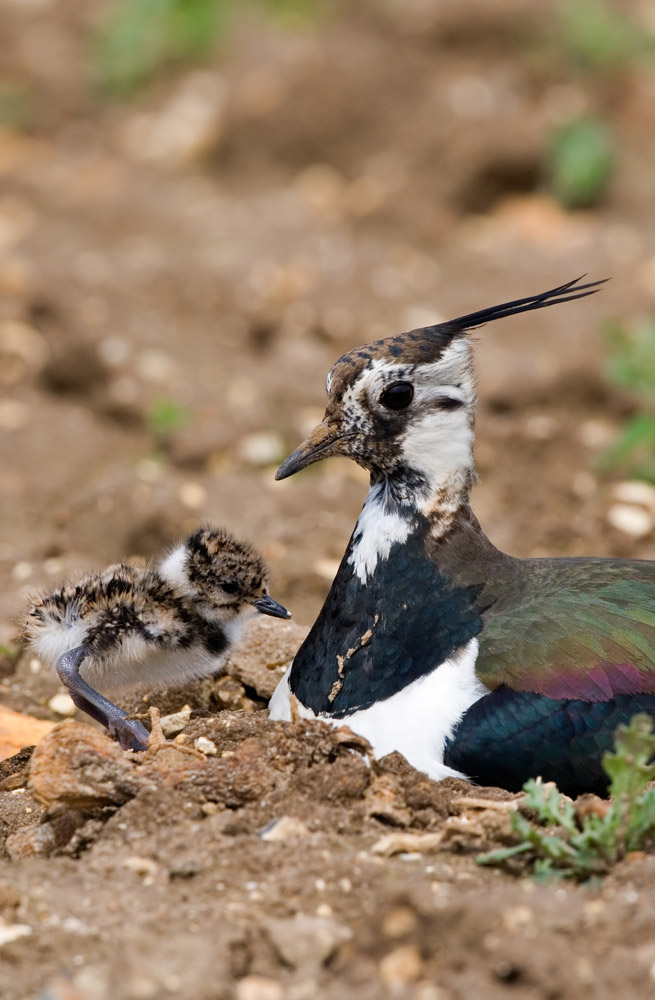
[253,595,292,620]
[275,421,350,480]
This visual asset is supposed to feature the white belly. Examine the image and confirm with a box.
[268,638,488,782]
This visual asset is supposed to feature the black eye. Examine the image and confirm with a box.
[379,382,414,410]
[220,579,239,595]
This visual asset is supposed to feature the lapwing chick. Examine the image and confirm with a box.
[27,525,290,751]
[271,276,655,796]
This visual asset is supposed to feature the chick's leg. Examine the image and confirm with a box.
[55,646,150,751]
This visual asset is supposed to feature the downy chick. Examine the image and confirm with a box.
[27,525,290,751]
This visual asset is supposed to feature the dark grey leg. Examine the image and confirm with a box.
[55,646,150,752]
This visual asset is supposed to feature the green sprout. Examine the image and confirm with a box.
[147,398,190,439]
[545,117,615,209]
[600,316,655,483]
[558,0,654,72]
[95,0,230,96]
[94,0,326,97]
[477,715,655,880]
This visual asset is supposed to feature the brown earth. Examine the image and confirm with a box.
[1,1,655,998]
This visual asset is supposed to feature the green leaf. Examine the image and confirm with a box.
[558,0,654,71]
[603,714,655,801]
[546,117,615,209]
[147,399,191,438]
[476,713,655,880]
[95,0,231,96]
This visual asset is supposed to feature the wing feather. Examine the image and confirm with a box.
[477,562,655,700]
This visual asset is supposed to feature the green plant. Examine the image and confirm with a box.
[95,0,231,96]
[0,643,21,662]
[147,398,190,439]
[558,0,654,71]
[477,714,655,880]
[545,117,615,208]
[95,0,326,96]
[600,316,655,483]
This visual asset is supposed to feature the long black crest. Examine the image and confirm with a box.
[450,275,608,333]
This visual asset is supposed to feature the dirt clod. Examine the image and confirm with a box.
[28,720,142,810]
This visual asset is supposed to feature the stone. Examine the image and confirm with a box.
[48,692,77,717]
[371,832,444,857]
[607,504,654,539]
[259,815,310,842]
[379,944,424,986]
[194,736,218,756]
[235,977,284,1000]
[0,918,32,947]
[224,616,308,700]
[159,705,192,738]
[28,720,142,810]
[237,431,286,467]
[265,914,352,970]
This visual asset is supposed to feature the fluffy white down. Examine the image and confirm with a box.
[158,544,189,592]
[30,606,246,693]
[269,638,488,782]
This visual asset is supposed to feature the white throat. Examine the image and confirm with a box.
[401,410,475,514]
[347,481,414,584]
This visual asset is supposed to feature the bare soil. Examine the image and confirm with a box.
[1,2,655,998]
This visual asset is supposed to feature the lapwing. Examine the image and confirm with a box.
[271,277,655,795]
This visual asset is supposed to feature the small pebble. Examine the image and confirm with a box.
[135,349,174,382]
[178,482,207,510]
[123,857,159,878]
[48,692,77,717]
[259,815,309,842]
[0,918,32,947]
[577,419,615,449]
[97,335,131,367]
[238,431,285,467]
[160,705,192,737]
[265,913,352,970]
[194,736,217,755]
[382,906,419,938]
[607,504,654,538]
[236,977,283,1000]
[379,944,423,985]
[611,481,655,510]
[524,414,558,441]
[11,561,32,581]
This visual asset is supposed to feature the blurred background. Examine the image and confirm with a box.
[1,0,654,662]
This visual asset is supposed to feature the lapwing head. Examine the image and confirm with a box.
[277,326,477,497]
[159,525,291,623]
[276,277,606,501]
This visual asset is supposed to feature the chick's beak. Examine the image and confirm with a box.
[275,415,350,481]
[253,595,291,620]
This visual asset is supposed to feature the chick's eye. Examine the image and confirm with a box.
[220,580,239,595]
[379,382,414,410]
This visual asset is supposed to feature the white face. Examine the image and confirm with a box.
[334,339,477,494]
